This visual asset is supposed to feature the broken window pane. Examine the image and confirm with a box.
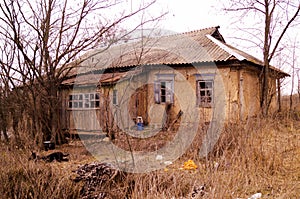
[156,79,174,103]
[197,80,213,107]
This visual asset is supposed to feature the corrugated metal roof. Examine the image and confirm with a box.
[62,72,127,86]
[206,34,289,76]
[67,26,288,77]
[61,70,142,86]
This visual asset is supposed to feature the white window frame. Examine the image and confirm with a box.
[154,74,175,104]
[68,92,100,109]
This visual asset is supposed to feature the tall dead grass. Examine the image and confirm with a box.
[0,146,81,199]
[0,113,299,198]
[125,114,299,198]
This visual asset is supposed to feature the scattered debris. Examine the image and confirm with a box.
[102,137,110,142]
[43,141,55,151]
[171,184,207,198]
[167,109,183,131]
[156,154,163,160]
[181,159,198,170]
[214,161,219,170]
[164,161,173,165]
[29,151,69,162]
[248,193,262,199]
[190,184,206,198]
[72,162,124,199]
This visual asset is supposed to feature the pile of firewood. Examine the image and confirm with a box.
[73,162,124,199]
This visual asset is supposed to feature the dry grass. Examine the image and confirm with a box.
[0,140,97,199]
[112,128,178,152]
[0,147,81,198]
[0,113,299,198]
[126,114,299,198]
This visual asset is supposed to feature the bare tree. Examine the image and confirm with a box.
[0,0,162,145]
[222,0,300,115]
[0,32,19,143]
[0,73,9,143]
[289,39,298,111]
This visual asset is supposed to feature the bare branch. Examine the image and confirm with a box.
[225,6,265,14]
[269,4,300,61]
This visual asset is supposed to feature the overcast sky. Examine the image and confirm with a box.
[156,0,229,32]
[92,0,298,94]
[137,0,299,95]
[123,0,254,56]
[126,0,229,33]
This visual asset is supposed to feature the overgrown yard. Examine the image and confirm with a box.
[0,114,299,198]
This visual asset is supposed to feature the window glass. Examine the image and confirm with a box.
[197,80,213,107]
[154,75,174,104]
[68,92,100,109]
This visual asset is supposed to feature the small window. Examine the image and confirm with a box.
[154,74,174,104]
[68,92,100,109]
[197,80,213,107]
[112,89,118,105]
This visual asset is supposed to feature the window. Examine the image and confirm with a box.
[154,74,174,104]
[197,80,213,107]
[68,92,100,109]
[112,89,118,105]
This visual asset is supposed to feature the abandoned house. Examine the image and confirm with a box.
[60,26,289,133]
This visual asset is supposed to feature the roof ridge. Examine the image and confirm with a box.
[82,26,221,53]
[181,26,220,35]
[159,26,220,39]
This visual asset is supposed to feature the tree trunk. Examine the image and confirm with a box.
[277,79,281,112]
[49,81,65,144]
[290,67,295,112]
[261,2,271,116]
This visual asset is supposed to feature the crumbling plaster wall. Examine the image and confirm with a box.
[110,70,149,130]
[224,66,261,121]
[63,63,279,132]
[146,65,226,127]
[224,65,278,121]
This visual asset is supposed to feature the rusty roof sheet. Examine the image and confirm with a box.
[62,72,127,86]
[61,70,141,86]
[67,26,288,77]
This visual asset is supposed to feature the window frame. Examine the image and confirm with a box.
[154,74,175,104]
[196,79,214,107]
[68,92,100,109]
[196,73,215,108]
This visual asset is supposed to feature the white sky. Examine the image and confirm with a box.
[155,0,227,32]
[125,0,229,33]
[124,0,299,95]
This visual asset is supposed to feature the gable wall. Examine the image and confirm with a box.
[225,65,261,121]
